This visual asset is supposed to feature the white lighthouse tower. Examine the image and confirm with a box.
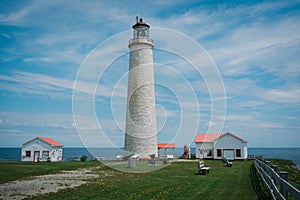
[124,17,158,158]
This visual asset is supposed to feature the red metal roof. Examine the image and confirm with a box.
[39,137,63,147]
[194,134,222,142]
[157,143,176,149]
[194,132,248,143]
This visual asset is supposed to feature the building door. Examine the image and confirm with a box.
[33,151,40,162]
[198,149,204,159]
[223,149,234,160]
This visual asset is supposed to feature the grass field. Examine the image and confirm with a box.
[0,161,101,184]
[0,160,271,200]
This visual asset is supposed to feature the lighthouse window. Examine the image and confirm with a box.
[134,30,149,38]
[137,30,145,37]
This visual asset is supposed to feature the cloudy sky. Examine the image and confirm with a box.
[0,0,299,148]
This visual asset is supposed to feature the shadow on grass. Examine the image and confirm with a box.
[194,172,211,175]
[250,163,271,200]
[194,173,206,175]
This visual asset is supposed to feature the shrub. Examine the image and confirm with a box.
[80,155,87,162]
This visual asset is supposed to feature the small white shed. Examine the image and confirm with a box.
[195,132,248,160]
[21,137,63,162]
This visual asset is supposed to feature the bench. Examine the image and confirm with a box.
[222,157,233,167]
[115,155,122,160]
[167,154,174,162]
[198,161,210,175]
[226,160,233,167]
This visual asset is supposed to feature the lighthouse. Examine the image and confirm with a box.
[124,17,158,158]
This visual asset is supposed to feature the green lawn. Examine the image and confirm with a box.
[15,160,269,200]
[0,161,102,184]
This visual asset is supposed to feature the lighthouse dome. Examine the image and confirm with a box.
[132,17,150,29]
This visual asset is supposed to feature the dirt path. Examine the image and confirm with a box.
[0,167,103,200]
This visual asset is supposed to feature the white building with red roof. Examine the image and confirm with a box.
[21,137,63,162]
[157,143,176,159]
[194,132,248,160]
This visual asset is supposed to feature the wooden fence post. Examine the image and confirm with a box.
[280,171,289,199]
[271,165,278,186]
[271,165,278,172]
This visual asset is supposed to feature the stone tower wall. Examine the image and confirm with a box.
[124,40,158,158]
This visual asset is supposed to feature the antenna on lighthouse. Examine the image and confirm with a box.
[136,16,138,23]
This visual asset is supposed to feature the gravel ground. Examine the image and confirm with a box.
[0,167,101,200]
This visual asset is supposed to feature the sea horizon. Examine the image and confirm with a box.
[0,147,299,168]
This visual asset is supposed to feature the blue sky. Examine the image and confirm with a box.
[0,0,299,148]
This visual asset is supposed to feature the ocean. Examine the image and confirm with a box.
[0,147,299,167]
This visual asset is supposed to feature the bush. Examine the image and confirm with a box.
[80,155,87,162]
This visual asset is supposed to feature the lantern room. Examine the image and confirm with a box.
[132,16,150,38]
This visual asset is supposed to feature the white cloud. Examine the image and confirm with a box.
[0,70,131,100]
[225,113,287,130]
[266,87,300,103]
[1,1,299,147]
[0,71,74,98]
[0,111,75,129]
[0,129,22,133]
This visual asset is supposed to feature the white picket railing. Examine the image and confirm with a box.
[254,157,300,200]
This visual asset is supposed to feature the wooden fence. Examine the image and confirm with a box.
[254,157,300,200]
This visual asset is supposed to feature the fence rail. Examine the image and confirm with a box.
[254,157,300,200]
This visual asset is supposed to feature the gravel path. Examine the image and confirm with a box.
[0,167,101,200]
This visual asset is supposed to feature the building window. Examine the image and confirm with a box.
[42,151,49,158]
[236,149,241,157]
[25,151,31,157]
[207,150,212,156]
[57,149,62,157]
[217,149,222,157]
